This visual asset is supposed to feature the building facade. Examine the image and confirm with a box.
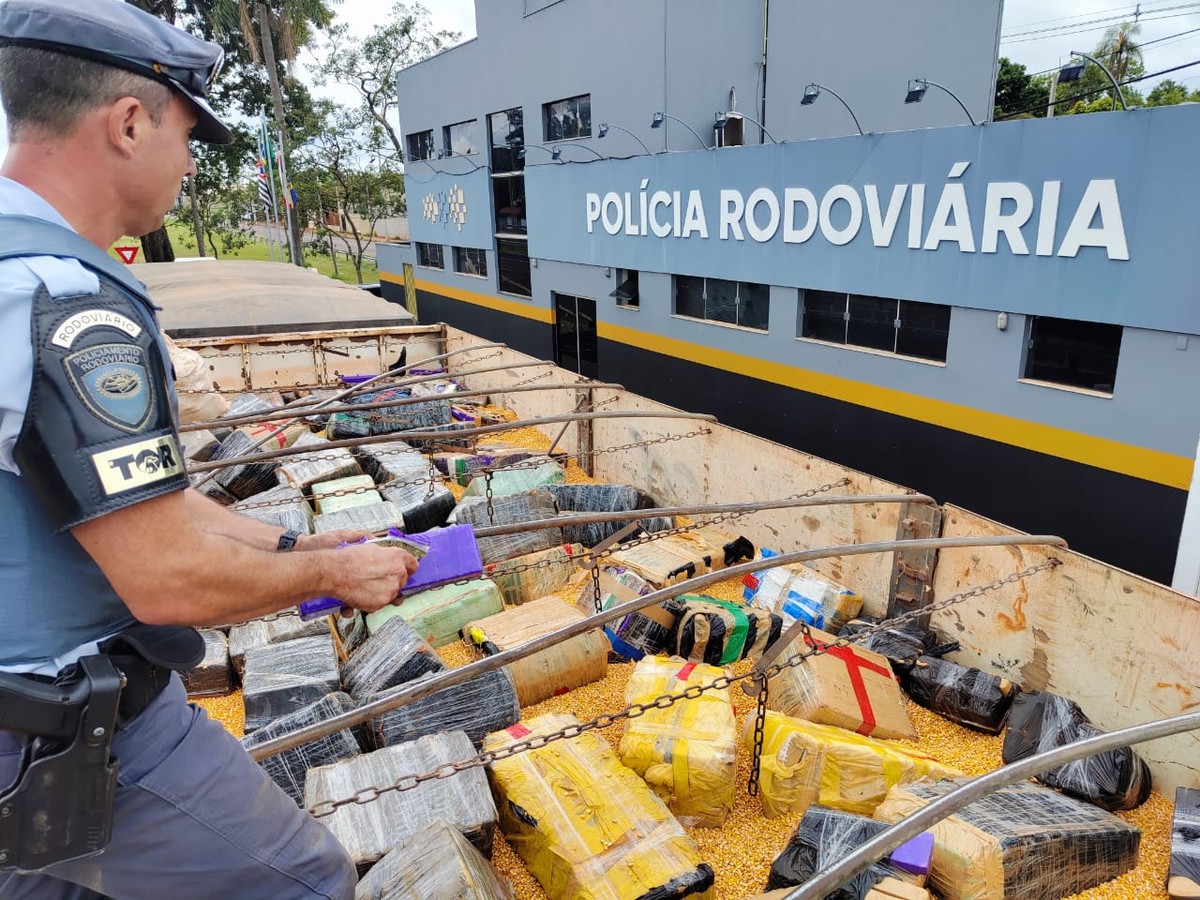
[378,0,1200,587]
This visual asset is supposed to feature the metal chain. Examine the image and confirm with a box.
[747,672,770,796]
[305,558,1060,818]
[590,563,604,615]
[484,470,496,523]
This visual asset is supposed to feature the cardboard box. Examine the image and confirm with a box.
[767,628,916,740]
[866,878,932,900]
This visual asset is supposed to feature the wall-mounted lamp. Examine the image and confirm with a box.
[1059,51,1128,110]
[905,77,977,125]
[800,82,864,136]
[650,111,708,150]
[714,110,778,144]
[598,121,652,155]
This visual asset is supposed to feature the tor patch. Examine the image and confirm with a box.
[64,342,154,433]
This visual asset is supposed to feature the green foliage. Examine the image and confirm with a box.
[1146,78,1200,107]
[994,57,1050,119]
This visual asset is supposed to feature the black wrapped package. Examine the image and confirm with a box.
[210,428,286,499]
[356,439,458,532]
[1170,788,1200,899]
[212,392,278,440]
[355,819,515,900]
[1002,690,1151,811]
[372,667,520,749]
[227,615,329,676]
[577,566,680,660]
[672,596,782,666]
[454,490,565,564]
[240,692,360,805]
[765,805,919,897]
[231,484,313,534]
[241,635,340,732]
[180,629,231,697]
[543,484,674,548]
[838,617,936,668]
[341,616,445,701]
[902,656,1018,734]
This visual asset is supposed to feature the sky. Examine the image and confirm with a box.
[2,0,1198,159]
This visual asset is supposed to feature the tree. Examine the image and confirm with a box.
[993,57,1050,119]
[313,3,459,162]
[171,124,257,258]
[1146,78,1200,107]
[1054,22,1145,114]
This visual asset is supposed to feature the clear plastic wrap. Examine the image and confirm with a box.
[241,635,340,732]
[210,428,284,499]
[484,544,583,607]
[304,731,498,869]
[837,617,935,668]
[231,484,314,534]
[180,629,231,697]
[606,532,733,588]
[671,596,782,665]
[372,667,520,749]
[434,449,538,487]
[617,656,736,828]
[765,805,921,896]
[354,818,516,900]
[902,656,1017,735]
[354,438,428,483]
[393,487,457,533]
[275,432,363,490]
[214,392,278,440]
[455,490,565,564]
[314,501,405,535]
[462,596,608,707]
[1001,690,1151,811]
[747,709,961,819]
[543,484,674,548]
[484,713,716,900]
[312,474,383,514]
[461,457,565,499]
[766,627,916,741]
[1170,787,1200,899]
[873,779,1142,900]
[227,615,330,675]
[744,553,863,634]
[240,692,360,805]
[340,616,446,701]
[576,566,679,661]
[189,472,238,505]
[180,428,220,462]
[366,578,504,648]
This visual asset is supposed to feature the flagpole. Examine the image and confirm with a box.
[273,125,299,265]
[262,116,286,263]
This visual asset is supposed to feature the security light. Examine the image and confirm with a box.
[1058,61,1086,84]
[905,79,927,104]
[799,82,864,135]
[801,84,820,105]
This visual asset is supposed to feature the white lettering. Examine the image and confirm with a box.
[720,190,745,241]
[907,184,926,250]
[601,192,622,235]
[673,190,683,237]
[783,188,818,244]
[819,185,862,246]
[923,182,975,252]
[745,188,780,243]
[638,178,650,236]
[682,190,708,238]
[1036,181,1060,257]
[864,184,907,248]
[623,192,638,236]
[585,193,601,234]
[649,190,672,238]
[51,310,142,350]
[981,182,1033,255]
[1057,179,1129,261]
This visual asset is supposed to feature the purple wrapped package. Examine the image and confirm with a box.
[891,831,934,877]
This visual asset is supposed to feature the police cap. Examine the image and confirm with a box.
[0,0,233,144]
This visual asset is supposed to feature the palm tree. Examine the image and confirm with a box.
[1097,22,1143,105]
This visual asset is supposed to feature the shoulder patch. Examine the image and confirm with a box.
[63,343,155,433]
[51,308,143,349]
[91,435,184,496]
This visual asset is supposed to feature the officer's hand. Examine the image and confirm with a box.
[328,543,420,614]
[297,529,373,551]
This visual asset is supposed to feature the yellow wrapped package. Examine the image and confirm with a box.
[746,710,962,818]
[617,656,736,827]
[484,714,715,900]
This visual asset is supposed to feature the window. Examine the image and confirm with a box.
[415,242,444,269]
[497,238,532,297]
[444,119,478,157]
[1024,316,1122,392]
[406,130,434,162]
[674,275,769,331]
[543,93,591,142]
[453,246,487,278]
[611,269,639,308]
[493,175,527,235]
[490,108,524,174]
[800,290,950,362]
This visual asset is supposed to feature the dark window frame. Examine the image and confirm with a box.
[674,274,769,331]
[799,290,951,363]
[543,93,592,142]
[1023,315,1122,394]
[452,246,488,278]
[496,237,532,298]
[443,119,479,157]
[406,129,435,162]
[492,174,527,236]
[489,107,525,174]
[415,241,444,270]
[611,269,639,308]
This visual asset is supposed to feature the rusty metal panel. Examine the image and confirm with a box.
[887,503,945,623]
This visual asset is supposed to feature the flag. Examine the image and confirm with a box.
[256,154,273,210]
[287,183,299,209]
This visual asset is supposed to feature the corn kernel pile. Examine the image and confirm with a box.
[194,419,1176,900]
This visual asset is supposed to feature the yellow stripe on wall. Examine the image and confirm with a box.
[382,276,1194,490]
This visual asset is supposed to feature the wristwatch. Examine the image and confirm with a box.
[276,529,302,552]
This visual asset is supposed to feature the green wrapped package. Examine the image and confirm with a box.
[460,457,564,499]
[367,579,505,647]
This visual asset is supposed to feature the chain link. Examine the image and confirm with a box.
[305,558,1060,817]
[747,672,770,796]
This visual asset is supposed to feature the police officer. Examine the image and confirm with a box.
[0,1,419,896]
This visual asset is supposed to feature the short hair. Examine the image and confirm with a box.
[0,45,173,140]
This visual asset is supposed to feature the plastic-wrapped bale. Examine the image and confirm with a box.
[1001,690,1151,811]
[616,656,735,827]
[371,667,520,749]
[354,818,515,900]
[671,595,782,665]
[747,710,961,819]
[240,692,360,805]
[367,578,504,647]
[1170,788,1200,900]
[484,544,583,607]
[837,617,937,669]
[455,490,564,564]
[766,627,916,741]
[210,427,286,499]
[356,439,458,532]
[543,483,674,548]
[180,428,220,462]
[874,779,1141,900]
[314,500,405,535]
[744,553,863,634]
[213,392,278,439]
[434,448,537,487]
[484,713,716,900]
[765,805,923,896]
[190,472,238,505]
[354,438,428,483]
[341,616,446,701]
[275,432,363,491]
[305,731,498,870]
[607,531,753,588]
[407,421,475,451]
[180,629,231,697]
[901,656,1017,734]
[462,596,608,707]
[575,566,679,660]
[461,457,565,499]
[312,474,383,514]
[231,484,313,534]
[349,391,452,436]
[241,635,340,732]
[228,615,330,676]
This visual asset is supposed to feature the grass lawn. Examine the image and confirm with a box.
[109,221,378,285]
